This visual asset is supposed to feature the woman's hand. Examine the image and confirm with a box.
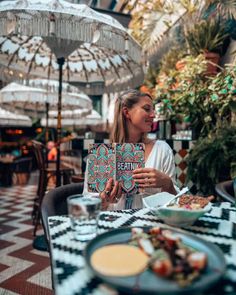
[100,178,122,209]
[133,168,176,194]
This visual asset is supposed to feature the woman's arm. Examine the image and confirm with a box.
[133,143,178,195]
[132,167,177,194]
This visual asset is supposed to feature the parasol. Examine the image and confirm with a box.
[0,80,92,118]
[41,109,102,128]
[0,36,144,95]
[0,107,32,126]
[0,0,144,185]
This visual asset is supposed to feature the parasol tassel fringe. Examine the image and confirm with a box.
[0,14,141,63]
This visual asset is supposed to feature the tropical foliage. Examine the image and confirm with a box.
[131,0,236,192]
[187,125,236,195]
[129,0,182,51]
[185,18,229,56]
[156,62,236,137]
[129,0,236,55]
[153,61,236,193]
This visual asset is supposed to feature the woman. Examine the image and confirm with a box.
[83,89,178,209]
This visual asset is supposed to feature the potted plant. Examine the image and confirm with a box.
[156,54,211,138]
[207,65,236,125]
[185,64,236,194]
[185,18,229,75]
[157,60,236,139]
[159,46,187,74]
[187,125,236,195]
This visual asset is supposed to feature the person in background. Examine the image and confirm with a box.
[83,89,178,209]
[47,141,57,161]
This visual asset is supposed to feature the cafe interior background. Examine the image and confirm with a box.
[0,0,236,294]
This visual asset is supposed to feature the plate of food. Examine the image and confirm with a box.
[143,194,214,227]
[84,226,225,294]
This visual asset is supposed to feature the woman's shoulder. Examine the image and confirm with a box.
[153,139,172,152]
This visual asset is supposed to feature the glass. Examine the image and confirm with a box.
[67,194,101,240]
[124,192,148,209]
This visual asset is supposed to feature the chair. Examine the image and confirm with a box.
[40,182,84,288]
[31,140,74,235]
[71,174,84,183]
[12,157,32,185]
[41,182,84,242]
[215,180,235,204]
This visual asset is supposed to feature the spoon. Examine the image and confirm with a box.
[158,187,189,209]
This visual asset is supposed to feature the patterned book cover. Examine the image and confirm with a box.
[87,144,115,193]
[115,143,145,193]
[87,143,145,193]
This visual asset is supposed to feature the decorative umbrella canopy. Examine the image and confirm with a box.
[0,0,144,186]
[0,36,144,95]
[28,79,90,95]
[44,108,92,119]
[0,107,32,126]
[0,81,92,118]
[0,0,141,59]
[41,109,102,127]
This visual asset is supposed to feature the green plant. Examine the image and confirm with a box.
[129,0,184,51]
[154,69,179,120]
[185,18,229,56]
[203,0,236,21]
[208,65,236,126]
[129,0,234,58]
[187,125,236,195]
[160,46,186,75]
[156,54,210,137]
[155,60,236,138]
[143,65,160,90]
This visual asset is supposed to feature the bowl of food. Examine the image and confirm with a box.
[143,194,213,227]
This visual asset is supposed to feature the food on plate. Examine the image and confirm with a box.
[187,252,207,270]
[90,227,208,285]
[168,194,214,210]
[90,244,149,276]
[130,227,207,286]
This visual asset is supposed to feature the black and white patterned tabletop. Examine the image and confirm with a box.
[48,202,236,295]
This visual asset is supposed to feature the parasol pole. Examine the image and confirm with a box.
[56,57,65,187]
[45,101,49,168]
[45,102,49,143]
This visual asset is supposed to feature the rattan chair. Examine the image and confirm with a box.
[31,140,74,235]
[13,156,32,185]
[40,182,84,288]
[41,182,84,242]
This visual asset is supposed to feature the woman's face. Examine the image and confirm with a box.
[126,96,155,133]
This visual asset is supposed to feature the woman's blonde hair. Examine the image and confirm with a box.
[110,89,152,143]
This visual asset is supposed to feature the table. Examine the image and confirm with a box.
[48,202,236,295]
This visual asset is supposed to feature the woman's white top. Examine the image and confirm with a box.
[82,140,178,209]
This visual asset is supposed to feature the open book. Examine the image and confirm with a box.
[87,143,145,193]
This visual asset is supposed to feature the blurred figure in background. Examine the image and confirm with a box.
[47,141,57,161]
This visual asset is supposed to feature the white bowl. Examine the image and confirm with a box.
[142,192,212,227]
[142,192,176,208]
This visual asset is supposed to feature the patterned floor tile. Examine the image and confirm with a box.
[0,183,53,295]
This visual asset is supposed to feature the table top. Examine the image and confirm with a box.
[48,202,236,295]
[0,156,15,164]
